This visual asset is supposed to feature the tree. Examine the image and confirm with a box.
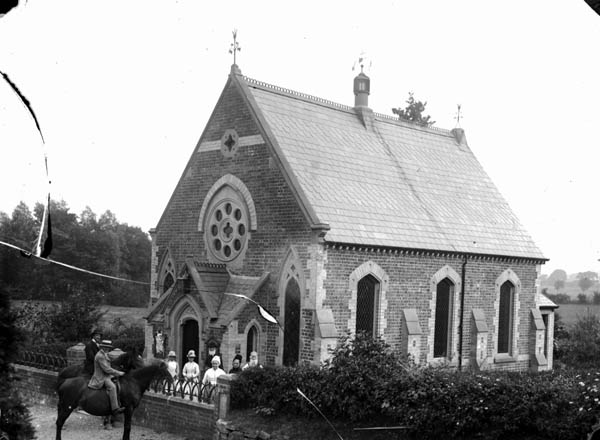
[577,293,588,304]
[392,92,435,127]
[554,279,565,293]
[547,269,567,285]
[593,291,600,305]
[577,271,597,293]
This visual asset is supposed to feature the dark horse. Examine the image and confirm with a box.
[55,361,172,440]
[56,349,144,429]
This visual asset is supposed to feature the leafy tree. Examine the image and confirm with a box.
[577,271,597,293]
[392,92,435,127]
[577,293,588,304]
[548,269,567,285]
[545,292,570,304]
[594,291,600,305]
[554,279,565,293]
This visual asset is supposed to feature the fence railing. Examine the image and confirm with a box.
[15,350,67,371]
[150,377,217,405]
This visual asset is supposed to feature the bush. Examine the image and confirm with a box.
[230,332,600,439]
[557,312,600,369]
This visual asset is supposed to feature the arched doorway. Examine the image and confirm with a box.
[356,274,380,335]
[283,278,301,366]
[181,319,199,360]
[246,325,258,362]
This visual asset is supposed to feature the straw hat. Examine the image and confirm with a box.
[211,356,221,366]
[99,340,113,349]
[186,350,196,358]
[167,350,176,358]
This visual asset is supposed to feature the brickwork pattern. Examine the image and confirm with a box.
[151,80,316,367]
[322,246,539,371]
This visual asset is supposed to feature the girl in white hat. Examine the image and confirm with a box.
[182,350,200,382]
[166,351,179,380]
[202,355,225,403]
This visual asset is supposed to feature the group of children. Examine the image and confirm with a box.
[165,348,263,389]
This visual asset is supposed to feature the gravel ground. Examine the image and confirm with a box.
[30,403,189,440]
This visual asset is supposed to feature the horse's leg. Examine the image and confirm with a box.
[55,401,74,440]
[121,407,133,440]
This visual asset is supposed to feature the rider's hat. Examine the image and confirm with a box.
[90,328,102,338]
[99,340,113,349]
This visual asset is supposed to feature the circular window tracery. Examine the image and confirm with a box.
[207,198,248,262]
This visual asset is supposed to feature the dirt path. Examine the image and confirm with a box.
[30,403,189,440]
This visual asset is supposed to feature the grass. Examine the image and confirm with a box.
[557,303,600,326]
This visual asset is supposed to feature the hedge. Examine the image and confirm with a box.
[231,333,600,440]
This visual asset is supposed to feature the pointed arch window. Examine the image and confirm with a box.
[356,274,380,335]
[498,281,515,354]
[283,278,301,366]
[433,278,454,358]
[246,325,259,362]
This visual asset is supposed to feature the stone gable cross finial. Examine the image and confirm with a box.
[229,29,241,65]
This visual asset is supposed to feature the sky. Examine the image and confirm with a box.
[0,1,599,276]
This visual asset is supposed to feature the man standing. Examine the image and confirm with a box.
[83,329,102,376]
[88,340,125,416]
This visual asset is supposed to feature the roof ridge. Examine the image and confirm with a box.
[244,75,452,135]
[244,76,355,113]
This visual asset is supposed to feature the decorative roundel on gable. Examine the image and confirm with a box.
[220,129,239,158]
[207,198,248,262]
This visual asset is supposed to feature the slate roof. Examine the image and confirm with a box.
[237,73,545,260]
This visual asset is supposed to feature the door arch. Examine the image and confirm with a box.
[181,319,199,360]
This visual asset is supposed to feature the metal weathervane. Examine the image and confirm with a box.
[352,52,372,74]
[454,104,462,128]
[229,29,241,65]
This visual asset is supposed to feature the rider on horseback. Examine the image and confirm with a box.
[88,340,125,416]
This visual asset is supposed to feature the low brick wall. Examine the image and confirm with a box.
[15,365,58,406]
[133,392,216,440]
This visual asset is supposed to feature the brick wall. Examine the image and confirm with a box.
[132,392,215,440]
[321,245,540,372]
[15,365,58,406]
[151,77,316,368]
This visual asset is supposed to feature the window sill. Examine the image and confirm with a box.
[494,354,516,364]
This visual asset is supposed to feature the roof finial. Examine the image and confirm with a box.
[454,104,462,128]
[229,29,241,66]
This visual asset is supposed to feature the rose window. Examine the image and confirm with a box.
[207,200,247,262]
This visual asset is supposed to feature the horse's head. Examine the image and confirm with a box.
[157,360,174,385]
[112,349,145,373]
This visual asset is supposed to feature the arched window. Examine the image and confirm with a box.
[434,278,454,358]
[356,274,380,335]
[246,325,258,362]
[163,272,174,294]
[498,281,515,354]
[283,278,301,366]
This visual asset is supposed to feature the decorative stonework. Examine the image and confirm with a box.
[199,175,256,268]
[158,250,176,295]
[220,129,239,158]
[427,265,462,365]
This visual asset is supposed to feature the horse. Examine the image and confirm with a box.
[56,348,144,429]
[55,360,173,440]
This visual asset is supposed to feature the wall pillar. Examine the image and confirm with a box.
[66,343,86,367]
[530,308,548,372]
[402,309,422,365]
[470,309,489,370]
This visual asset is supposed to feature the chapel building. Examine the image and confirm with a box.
[144,64,556,372]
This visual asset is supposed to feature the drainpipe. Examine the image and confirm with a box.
[458,255,468,370]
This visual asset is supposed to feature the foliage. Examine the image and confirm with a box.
[231,332,600,439]
[558,312,600,369]
[0,200,150,306]
[577,293,589,304]
[578,271,598,293]
[547,269,567,284]
[0,290,36,440]
[13,290,104,346]
[392,92,435,127]
[553,279,565,293]
[594,291,600,305]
